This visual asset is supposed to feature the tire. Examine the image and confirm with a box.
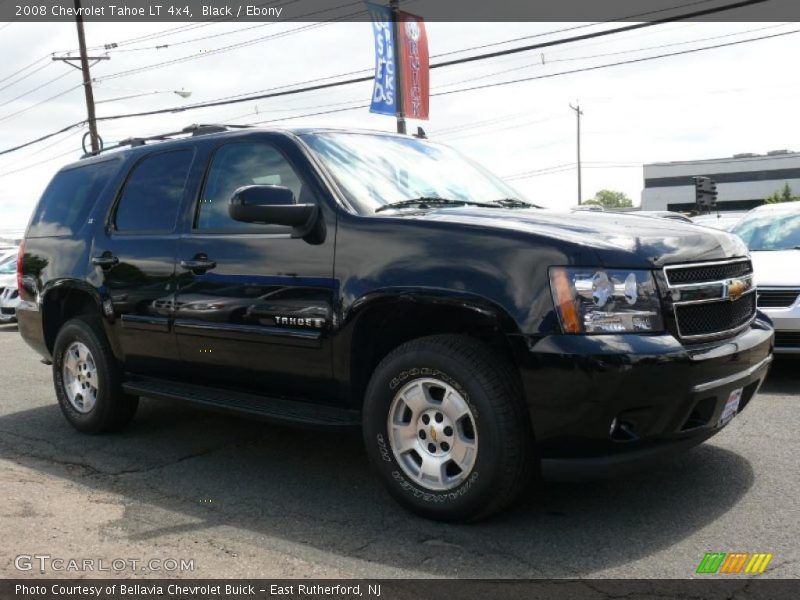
[53,315,138,434]
[363,335,533,522]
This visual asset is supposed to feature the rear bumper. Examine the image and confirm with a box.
[512,318,774,480]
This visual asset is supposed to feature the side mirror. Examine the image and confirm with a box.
[229,185,319,238]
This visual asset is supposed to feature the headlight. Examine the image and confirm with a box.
[549,267,664,334]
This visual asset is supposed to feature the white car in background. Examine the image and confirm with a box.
[731,203,800,354]
[692,212,747,231]
[0,251,19,324]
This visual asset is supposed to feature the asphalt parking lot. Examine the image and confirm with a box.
[0,322,797,579]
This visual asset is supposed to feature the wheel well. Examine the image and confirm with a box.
[42,287,100,354]
[348,300,519,405]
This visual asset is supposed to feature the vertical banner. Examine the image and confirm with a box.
[397,10,429,120]
[367,2,396,116]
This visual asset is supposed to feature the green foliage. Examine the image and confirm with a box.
[765,183,800,204]
[583,189,634,208]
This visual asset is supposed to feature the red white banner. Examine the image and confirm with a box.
[397,10,429,120]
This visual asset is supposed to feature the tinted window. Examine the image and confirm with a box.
[115,150,193,232]
[27,161,117,238]
[196,142,307,231]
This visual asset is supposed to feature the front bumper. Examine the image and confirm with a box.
[761,303,800,354]
[511,317,774,481]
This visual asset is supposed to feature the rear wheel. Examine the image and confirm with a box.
[363,335,533,522]
[53,316,138,433]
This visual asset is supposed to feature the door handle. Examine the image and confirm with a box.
[180,257,217,273]
[91,254,119,269]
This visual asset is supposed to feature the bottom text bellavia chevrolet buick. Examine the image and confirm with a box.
[15,126,773,520]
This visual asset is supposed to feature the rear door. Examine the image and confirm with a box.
[173,134,337,400]
[93,148,196,376]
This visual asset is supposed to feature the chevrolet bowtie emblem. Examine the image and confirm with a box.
[725,279,747,301]
[429,427,437,442]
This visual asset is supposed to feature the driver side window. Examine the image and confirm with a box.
[196,142,309,231]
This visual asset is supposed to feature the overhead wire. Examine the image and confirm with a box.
[0,0,785,156]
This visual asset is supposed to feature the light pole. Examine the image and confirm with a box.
[569,102,583,205]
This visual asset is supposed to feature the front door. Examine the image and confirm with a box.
[173,137,337,401]
[94,148,196,376]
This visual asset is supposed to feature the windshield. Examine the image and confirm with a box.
[300,132,530,215]
[730,208,800,250]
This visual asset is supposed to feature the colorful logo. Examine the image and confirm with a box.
[696,552,773,574]
[723,278,748,301]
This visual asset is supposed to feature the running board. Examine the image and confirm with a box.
[122,378,360,429]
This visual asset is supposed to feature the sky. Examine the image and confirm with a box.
[0,17,799,230]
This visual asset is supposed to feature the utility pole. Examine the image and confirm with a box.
[52,0,108,154]
[389,0,406,134]
[569,102,583,205]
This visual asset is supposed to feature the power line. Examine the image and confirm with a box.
[0,71,73,109]
[432,0,724,59]
[431,0,770,70]
[0,122,84,158]
[90,0,767,124]
[0,55,51,87]
[96,17,361,82]
[256,26,800,125]
[0,146,83,177]
[0,61,54,94]
[83,0,306,51]
[103,0,360,53]
[438,22,792,88]
[0,0,786,156]
[430,28,800,99]
[0,84,82,125]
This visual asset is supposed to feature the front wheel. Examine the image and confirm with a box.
[363,335,533,522]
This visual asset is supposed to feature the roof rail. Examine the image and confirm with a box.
[81,123,253,159]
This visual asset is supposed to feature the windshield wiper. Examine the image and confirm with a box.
[487,198,538,208]
[374,197,496,213]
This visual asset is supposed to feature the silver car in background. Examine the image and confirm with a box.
[0,251,19,324]
[731,203,800,354]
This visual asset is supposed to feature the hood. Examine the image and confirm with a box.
[0,274,16,289]
[750,250,800,286]
[418,208,748,268]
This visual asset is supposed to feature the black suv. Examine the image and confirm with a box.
[17,125,773,521]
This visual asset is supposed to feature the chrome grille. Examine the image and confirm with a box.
[663,259,756,342]
[757,288,800,308]
[665,260,752,286]
[675,293,756,338]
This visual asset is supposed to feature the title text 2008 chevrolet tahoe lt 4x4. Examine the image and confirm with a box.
[16,126,773,521]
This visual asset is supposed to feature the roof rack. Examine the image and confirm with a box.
[81,123,253,159]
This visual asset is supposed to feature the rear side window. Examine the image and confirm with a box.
[27,160,117,238]
[115,150,193,233]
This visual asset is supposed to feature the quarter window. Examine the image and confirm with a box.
[115,150,193,232]
[196,142,309,231]
[28,160,117,238]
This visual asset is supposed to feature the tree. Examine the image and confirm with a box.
[583,189,634,208]
[765,183,799,204]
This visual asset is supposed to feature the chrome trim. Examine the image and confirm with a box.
[663,257,751,271]
[668,273,753,291]
[692,356,773,393]
[673,287,756,307]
